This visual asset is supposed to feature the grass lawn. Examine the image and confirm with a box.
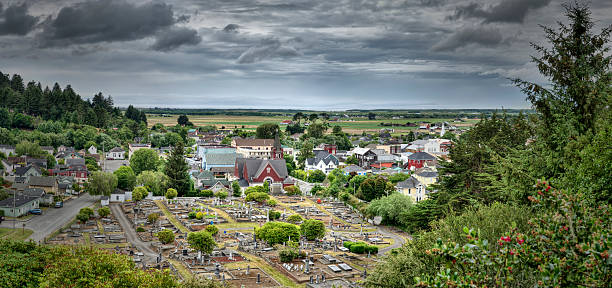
[155,200,189,233]
[216,222,259,230]
[168,259,192,280]
[241,251,303,288]
[0,228,34,241]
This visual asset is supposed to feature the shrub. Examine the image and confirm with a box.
[350,243,366,254]
[287,214,303,224]
[76,212,89,224]
[132,186,148,202]
[284,185,301,196]
[199,189,214,197]
[97,207,111,218]
[300,219,326,240]
[79,207,94,218]
[278,247,299,263]
[188,211,197,219]
[268,211,281,221]
[196,212,204,220]
[165,188,178,199]
[214,190,228,200]
[267,199,277,206]
[205,225,219,236]
[136,226,146,232]
[147,213,160,224]
[245,185,267,195]
[256,222,300,245]
[245,192,269,203]
[156,229,175,244]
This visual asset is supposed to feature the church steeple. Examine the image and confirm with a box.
[272,132,283,159]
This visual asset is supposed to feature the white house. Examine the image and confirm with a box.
[106,147,125,160]
[305,151,339,174]
[88,145,98,155]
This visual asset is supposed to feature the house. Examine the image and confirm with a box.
[49,163,88,183]
[8,188,53,205]
[316,143,338,155]
[234,158,293,188]
[128,143,152,159]
[0,144,15,156]
[40,146,54,155]
[305,151,339,174]
[106,147,125,160]
[404,140,428,153]
[405,152,437,170]
[396,176,427,203]
[203,153,238,178]
[101,196,110,206]
[196,145,234,160]
[342,165,367,176]
[28,176,59,194]
[57,176,76,195]
[0,195,40,217]
[194,170,230,192]
[280,120,293,125]
[370,153,397,169]
[351,147,377,168]
[87,145,98,155]
[424,139,452,155]
[414,168,439,187]
[14,165,42,182]
[232,134,283,159]
[110,189,133,202]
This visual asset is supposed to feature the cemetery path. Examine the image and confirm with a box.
[110,204,158,260]
[377,226,406,255]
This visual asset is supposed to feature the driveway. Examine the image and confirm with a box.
[0,194,98,243]
[109,204,157,261]
[377,226,407,255]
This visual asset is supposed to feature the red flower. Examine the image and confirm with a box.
[545,185,551,192]
[538,191,543,196]
[507,266,512,272]
[452,259,456,264]
[517,238,524,245]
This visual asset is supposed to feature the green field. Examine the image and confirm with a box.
[0,228,34,241]
[147,114,479,135]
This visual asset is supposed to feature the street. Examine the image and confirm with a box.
[109,204,158,261]
[0,194,98,242]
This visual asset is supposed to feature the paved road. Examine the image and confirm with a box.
[109,204,157,261]
[291,177,317,194]
[0,194,98,242]
[377,226,407,255]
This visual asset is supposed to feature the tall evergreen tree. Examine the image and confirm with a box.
[164,141,191,196]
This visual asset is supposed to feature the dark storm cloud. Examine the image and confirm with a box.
[223,24,240,33]
[37,0,178,47]
[451,0,552,23]
[0,3,39,35]
[151,27,202,51]
[431,26,504,51]
[236,38,300,64]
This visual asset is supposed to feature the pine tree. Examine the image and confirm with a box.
[164,141,191,196]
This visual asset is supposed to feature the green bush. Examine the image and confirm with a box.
[199,190,214,197]
[286,214,303,224]
[300,219,326,241]
[245,192,269,203]
[136,226,146,232]
[267,199,277,206]
[284,185,301,196]
[188,211,197,219]
[205,225,219,236]
[255,222,300,245]
[268,211,281,220]
[278,247,299,263]
[97,207,111,218]
[156,229,175,244]
[350,243,366,254]
[79,207,94,218]
[196,212,204,220]
[214,190,228,199]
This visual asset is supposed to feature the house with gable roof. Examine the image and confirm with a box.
[305,150,339,174]
[234,158,293,188]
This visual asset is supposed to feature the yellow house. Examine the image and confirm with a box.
[414,169,438,187]
[395,176,427,203]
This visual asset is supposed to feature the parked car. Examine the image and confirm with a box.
[54,201,63,208]
[29,209,42,215]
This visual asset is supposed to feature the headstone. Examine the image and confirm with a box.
[256,273,261,284]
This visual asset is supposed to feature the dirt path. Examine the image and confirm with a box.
[377,226,407,255]
[110,204,158,260]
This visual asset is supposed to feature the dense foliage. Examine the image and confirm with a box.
[256,222,300,245]
[300,219,326,240]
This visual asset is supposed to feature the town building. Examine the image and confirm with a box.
[305,151,339,174]
[405,152,437,170]
[106,147,125,160]
[234,158,293,188]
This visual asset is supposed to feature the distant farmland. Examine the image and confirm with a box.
[147,114,478,135]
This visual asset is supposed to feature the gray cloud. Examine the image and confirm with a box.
[37,0,176,47]
[151,27,201,51]
[0,3,39,35]
[431,26,504,51]
[452,0,552,23]
[236,38,300,64]
[223,24,240,33]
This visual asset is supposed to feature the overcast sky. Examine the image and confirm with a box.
[0,0,610,110]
